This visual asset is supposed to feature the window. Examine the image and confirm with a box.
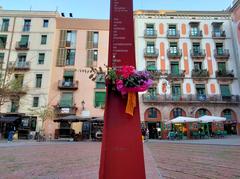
[95,92,106,108]
[23,19,31,32]
[41,35,47,45]
[218,62,226,72]
[63,71,74,87]
[10,99,19,113]
[168,24,177,36]
[196,84,206,100]
[60,92,73,107]
[146,42,155,54]
[169,42,178,54]
[171,62,179,75]
[172,84,181,100]
[43,19,49,28]
[19,35,29,48]
[93,50,98,61]
[33,97,39,107]
[146,24,155,36]
[148,108,158,118]
[65,49,75,65]
[223,109,232,120]
[197,109,207,117]
[0,35,7,49]
[146,61,156,71]
[38,53,45,64]
[194,62,202,70]
[1,19,9,32]
[93,32,99,48]
[173,108,183,118]
[192,42,201,54]
[0,53,4,63]
[96,74,105,89]
[66,31,77,48]
[35,74,42,88]
[17,54,27,67]
[14,74,24,88]
[87,50,97,67]
[148,87,157,99]
[220,85,231,100]
[216,43,224,55]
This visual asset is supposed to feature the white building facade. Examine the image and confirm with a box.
[134,10,240,136]
[0,9,59,138]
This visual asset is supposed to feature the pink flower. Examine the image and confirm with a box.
[116,79,124,91]
[120,66,136,79]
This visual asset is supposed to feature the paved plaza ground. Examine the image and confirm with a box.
[0,137,239,179]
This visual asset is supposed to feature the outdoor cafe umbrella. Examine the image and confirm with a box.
[198,115,226,123]
[168,116,199,124]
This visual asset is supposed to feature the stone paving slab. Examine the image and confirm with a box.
[0,141,162,179]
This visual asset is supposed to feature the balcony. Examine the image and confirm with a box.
[144,29,157,38]
[168,70,185,79]
[189,30,203,39]
[214,49,230,59]
[212,31,226,39]
[8,61,30,71]
[167,48,182,59]
[216,70,234,80]
[58,80,79,90]
[190,49,206,59]
[142,94,240,104]
[15,42,30,50]
[54,105,78,116]
[144,48,159,58]
[167,30,180,39]
[192,69,209,79]
[147,70,168,80]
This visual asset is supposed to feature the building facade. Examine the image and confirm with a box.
[45,18,109,138]
[0,9,59,138]
[134,10,240,136]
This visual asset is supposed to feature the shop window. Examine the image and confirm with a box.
[148,108,158,118]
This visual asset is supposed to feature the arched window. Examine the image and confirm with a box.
[148,108,158,118]
[170,108,186,119]
[195,108,211,118]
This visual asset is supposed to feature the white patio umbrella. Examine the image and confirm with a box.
[168,116,199,124]
[198,115,226,123]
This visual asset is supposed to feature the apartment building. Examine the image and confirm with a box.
[45,18,109,138]
[0,9,59,138]
[230,0,240,88]
[134,10,240,136]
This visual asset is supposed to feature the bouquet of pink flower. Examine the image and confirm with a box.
[115,66,153,95]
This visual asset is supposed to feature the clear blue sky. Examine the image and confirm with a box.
[0,0,233,19]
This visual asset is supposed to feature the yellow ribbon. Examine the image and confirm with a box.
[125,92,136,116]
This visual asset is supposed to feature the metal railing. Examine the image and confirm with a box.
[54,106,78,115]
[167,30,180,39]
[216,70,234,78]
[142,94,240,103]
[144,48,159,58]
[189,30,203,38]
[15,41,30,50]
[192,69,209,78]
[144,29,157,38]
[167,48,182,58]
[214,49,230,59]
[58,80,79,90]
[8,61,30,70]
[190,49,206,58]
[212,31,226,38]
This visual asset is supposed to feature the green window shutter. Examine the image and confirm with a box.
[20,35,29,44]
[171,62,179,75]
[64,71,74,77]
[95,92,106,107]
[87,50,94,67]
[220,85,231,97]
[60,93,73,107]
[87,31,94,49]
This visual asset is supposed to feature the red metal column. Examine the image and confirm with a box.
[99,0,146,179]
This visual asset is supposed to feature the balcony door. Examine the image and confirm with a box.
[169,42,178,54]
[172,84,181,100]
[146,42,155,54]
[171,62,179,75]
[196,84,206,100]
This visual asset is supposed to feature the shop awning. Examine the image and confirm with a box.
[167,116,199,124]
[199,115,226,123]
[54,115,90,122]
[0,116,19,123]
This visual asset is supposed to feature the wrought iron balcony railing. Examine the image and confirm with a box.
[15,41,30,50]
[144,48,159,58]
[190,49,206,59]
[167,30,180,39]
[189,30,203,39]
[192,69,209,78]
[214,49,230,59]
[167,48,182,59]
[8,61,30,70]
[216,70,234,79]
[58,80,79,90]
[212,31,226,39]
[144,29,157,38]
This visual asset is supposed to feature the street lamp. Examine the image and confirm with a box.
[81,100,85,110]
